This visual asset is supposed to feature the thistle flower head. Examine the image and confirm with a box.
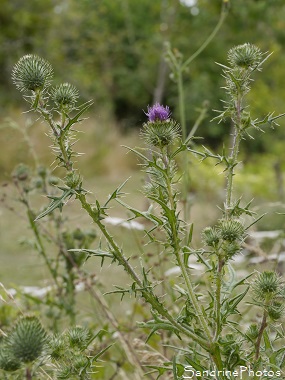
[228,43,263,69]
[252,271,283,301]
[267,300,285,321]
[142,103,180,148]
[0,347,21,372]
[6,316,47,364]
[223,241,241,259]
[65,326,91,350]
[245,324,259,341]
[12,54,53,92]
[201,227,220,247]
[51,82,79,112]
[12,163,30,182]
[141,120,180,148]
[64,172,82,189]
[218,219,245,242]
[145,103,171,122]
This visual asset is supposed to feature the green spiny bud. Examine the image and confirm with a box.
[267,300,285,321]
[228,43,263,69]
[12,164,30,182]
[65,326,91,351]
[32,177,44,189]
[48,176,59,186]
[245,324,259,341]
[51,83,79,112]
[252,271,282,301]
[57,367,71,379]
[201,227,220,247]
[37,165,47,178]
[37,166,47,179]
[64,172,81,189]
[73,227,85,241]
[223,241,241,259]
[48,335,66,361]
[7,316,47,363]
[0,346,21,372]
[73,355,89,371]
[12,54,53,92]
[218,219,245,242]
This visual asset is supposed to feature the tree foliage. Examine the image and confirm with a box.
[2,0,285,150]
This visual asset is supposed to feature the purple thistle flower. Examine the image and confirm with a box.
[145,103,171,122]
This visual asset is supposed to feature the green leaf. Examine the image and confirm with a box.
[62,99,93,136]
[144,363,172,379]
[35,188,74,220]
[68,248,113,267]
[116,199,163,227]
[173,355,184,380]
[103,177,130,208]
[138,319,181,342]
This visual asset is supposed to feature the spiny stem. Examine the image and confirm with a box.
[255,311,267,361]
[225,93,243,217]
[214,257,224,341]
[163,151,213,343]
[77,192,210,348]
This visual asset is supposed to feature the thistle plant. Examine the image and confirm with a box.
[11,44,285,379]
[0,315,107,379]
[0,315,47,379]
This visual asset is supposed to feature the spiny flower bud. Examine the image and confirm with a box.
[7,316,47,363]
[218,219,245,242]
[73,355,89,371]
[12,163,30,182]
[48,335,65,361]
[142,104,180,148]
[228,43,263,69]
[267,300,285,321]
[37,165,47,179]
[252,271,283,301]
[64,172,81,189]
[51,82,79,112]
[48,176,59,186]
[201,226,220,247]
[12,54,53,92]
[57,367,71,379]
[245,324,259,341]
[65,326,91,350]
[0,347,21,372]
[223,241,241,259]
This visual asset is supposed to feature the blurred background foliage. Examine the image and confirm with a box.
[0,0,285,195]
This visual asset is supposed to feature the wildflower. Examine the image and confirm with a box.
[251,271,283,301]
[228,43,263,69]
[51,82,79,112]
[12,54,53,92]
[218,219,245,242]
[201,226,220,247]
[142,103,180,148]
[145,103,171,122]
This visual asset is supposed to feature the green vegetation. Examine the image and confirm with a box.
[1,1,285,379]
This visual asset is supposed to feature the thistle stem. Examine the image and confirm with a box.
[77,192,210,349]
[214,257,224,341]
[163,151,213,344]
[255,311,267,361]
[181,2,229,71]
